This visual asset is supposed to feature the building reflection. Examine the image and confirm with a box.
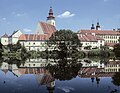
[0,58,120,91]
[78,59,120,87]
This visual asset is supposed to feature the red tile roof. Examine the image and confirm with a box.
[40,22,56,34]
[19,22,56,41]
[77,34,103,42]
[1,33,9,38]
[78,30,120,35]
[19,34,49,41]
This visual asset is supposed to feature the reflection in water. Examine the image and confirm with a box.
[0,58,120,93]
[46,62,82,81]
[112,72,120,87]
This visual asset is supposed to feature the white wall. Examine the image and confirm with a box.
[1,37,8,45]
[11,30,23,44]
[35,23,44,34]
[20,41,47,51]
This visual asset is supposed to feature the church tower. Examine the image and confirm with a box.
[91,24,95,30]
[96,22,101,30]
[47,6,55,26]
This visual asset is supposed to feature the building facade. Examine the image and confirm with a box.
[0,7,56,51]
[1,33,9,45]
[78,22,120,49]
[77,33,105,49]
[1,30,23,45]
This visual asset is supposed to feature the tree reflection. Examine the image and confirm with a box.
[112,72,120,87]
[46,59,82,81]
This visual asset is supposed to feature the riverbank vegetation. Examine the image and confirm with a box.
[0,29,119,63]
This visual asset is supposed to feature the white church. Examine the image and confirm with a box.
[1,7,56,51]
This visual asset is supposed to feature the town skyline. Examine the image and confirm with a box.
[0,0,120,35]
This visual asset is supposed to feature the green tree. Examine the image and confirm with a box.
[112,72,120,86]
[47,29,82,61]
[7,41,22,52]
[20,46,29,61]
[113,44,120,57]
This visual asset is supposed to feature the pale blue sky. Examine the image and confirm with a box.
[0,0,120,35]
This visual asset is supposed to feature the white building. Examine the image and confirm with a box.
[1,33,9,45]
[19,7,56,51]
[9,30,23,44]
[78,23,120,49]
[1,30,23,45]
[77,33,105,50]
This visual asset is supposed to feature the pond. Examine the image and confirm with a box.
[0,58,120,93]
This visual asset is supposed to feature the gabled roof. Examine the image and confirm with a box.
[9,30,22,38]
[19,34,49,41]
[1,33,9,38]
[78,30,120,35]
[77,34,103,42]
[40,22,56,34]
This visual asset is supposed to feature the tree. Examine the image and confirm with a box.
[113,44,120,57]
[7,41,22,52]
[0,42,3,57]
[112,72,120,86]
[46,61,82,81]
[47,29,82,62]
[20,46,29,61]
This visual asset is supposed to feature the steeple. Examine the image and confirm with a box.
[96,22,101,30]
[91,24,95,30]
[47,6,55,26]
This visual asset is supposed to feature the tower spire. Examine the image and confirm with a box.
[91,24,95,30]
[96,22,101,30]
[46,6,55,26]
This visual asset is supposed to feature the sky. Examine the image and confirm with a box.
[0,0,120,36]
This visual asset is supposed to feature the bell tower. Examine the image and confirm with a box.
[47,6,55,26]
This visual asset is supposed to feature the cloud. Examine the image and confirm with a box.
[57,11,75,18]
[104,0,109,2]
[23,28,32,32]
[16,13,25,17]
[2,17,7,21]
[12,12,26,17]
[0,17,7,22]
[57,86,75,93]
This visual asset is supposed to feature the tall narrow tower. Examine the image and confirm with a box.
[91,24,95,30]
[96,22,101,30]
[47,6,55,26]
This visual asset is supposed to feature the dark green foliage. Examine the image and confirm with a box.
[7,41,22,52]
[113,44,120,57]
[112,72,120,86]
[48,29,82,47]
[20,46,29,61]
[46,62,82,81]
[88,50,110,57]
[46,29,82,65]
[0,42,3,57]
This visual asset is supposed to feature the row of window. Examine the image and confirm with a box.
[100,35,118,39]
[107,64,119,67]
[84,42,97,45]
[28,42,45,45]
[28,64,47,67]
[104,69,119,72]
[106,40,118,43]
